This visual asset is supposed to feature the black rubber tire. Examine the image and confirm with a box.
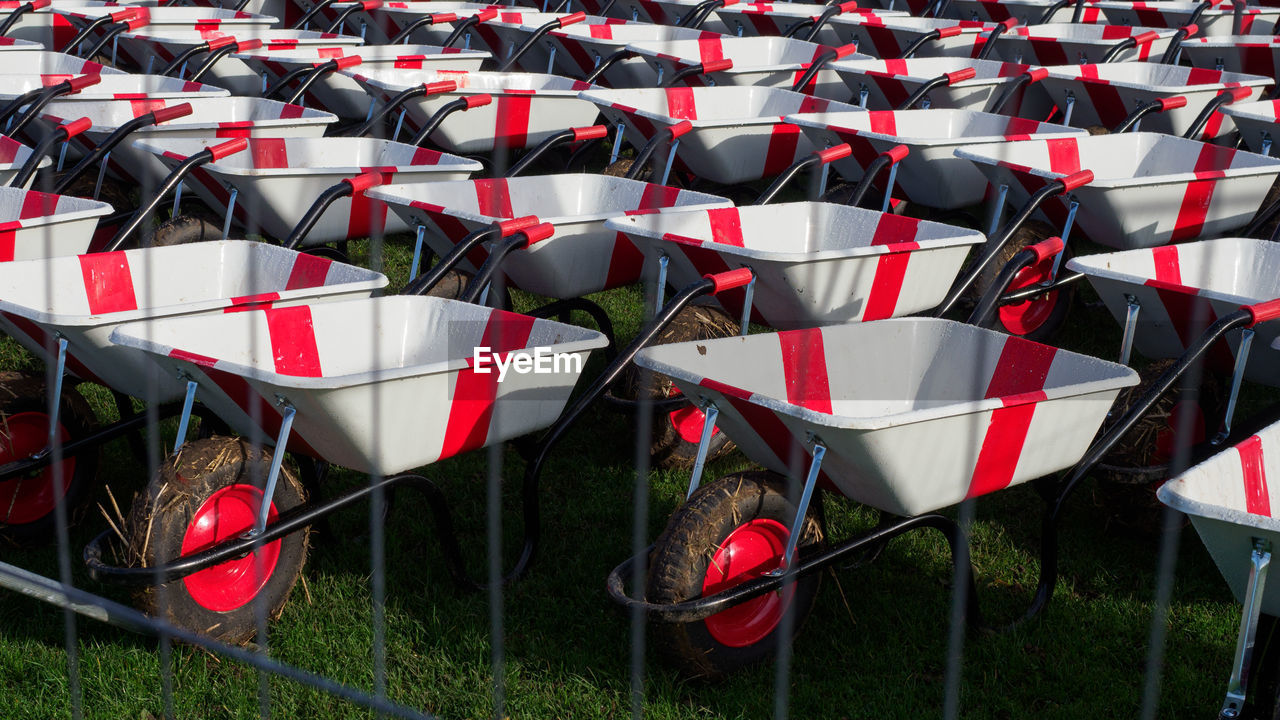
[124,436,309,645]
[421,269,473,300]
[0,371,99,546]
[145,213,224,248]
[620,304,738,469]
[646,471,825,680]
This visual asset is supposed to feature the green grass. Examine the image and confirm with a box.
[0,229,1261,719]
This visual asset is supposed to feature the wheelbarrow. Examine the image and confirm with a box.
[462,11,626,74]
[709,1,908,47]
[55,5,279,61]
[134,135,483,245]
[349,68,600,156]
[784,107,1086,209]
[945,0,1090,25]
[986,22,1183,65]
[0,49,129,77]
[1221,100,1280,156]
[1180,34,1280,84]
[579,84,860,185]
[824,16,1011,60]
[0,134,48,188]
[828,55,1055,117]
[0,238,386,544]
[237,43,489,118]
[1036,63,1270,139]
[545,21,723,87]
[318,2,536,47]
[625,35,867,100]
[1092,0,1280,37]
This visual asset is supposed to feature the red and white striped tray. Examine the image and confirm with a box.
[825,16,1003,60]
[1221,100,1280,156]
[546,22,718,87]
[633,318,1137,516]
[989,23,1179,65]
[1092,0,1280,37]
[711,2,907,47]
[1180,35,1280,83]
[829,56,1053,116]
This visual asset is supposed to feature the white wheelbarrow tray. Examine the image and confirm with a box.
[0,240,387,402]
[989,23,1179,65]
[237,44,490,119]
[1221,100,1280,156]
[625,36,869,102]
[367,174,731,298]
[829,56,1055,117]
[945,0,1084,25]
[825,16,1001,60]
[115,28,364,96]
[1038,63,1271,139]
[0,135,50,188]
[605,201,985,328]
[786,108,1087,209]
[579,85,860,185]
[607,0,730,30]
[135,136,483,243]
[1180,36,1280,85]
[956,132,1280,248]
[710,2,908,48]
[350,69,600,154]
[633,317,1139,517]
[334,2,538,46]
[1092,1,1280,37]
[471,13,631,75]
[546,23,722,88]
[0,73,229,103]
[110,296,609,475]
[40,96,336,188]
[0,50,129,76]
[0,186,110,259]
[1159,420,1280,615]
[1068,237,1280,385]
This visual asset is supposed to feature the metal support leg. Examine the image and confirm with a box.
[1119,295,1140,366]
[739,274,755,335]
[254,402,296,535]
[609,122,625,165]
[56,141,67,172]
[1222,541,1272,720]
[410,225,426,280]
[1059,198,1079,248]
[652,253,669,317]
[858,85,869,108]
[659,138,679,186]
[685,402,719,499]
[772,442,825,572]
[985,184,1008,237]
[93,151,110,200]
[173,380,198,453]
[393,108,407,143]
[546,45,557,74]
[1215,328,1255,445]
[1263,133,1273,157]
[1063,93,1076,126]
[48,338,68,446]
[221,188,237,241]
[171,183,183,217]
[880,162,898,214]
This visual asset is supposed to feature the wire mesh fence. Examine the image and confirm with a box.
[3,1,1280,719]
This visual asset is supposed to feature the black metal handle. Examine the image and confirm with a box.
[583,47,634,85]
[987,68,1047,115]
[344,80,451,138]
[1112,96,1183,133]
[506,125,605,177]
[976,19,1015,61]
[1159,25,1194,65]
[282,173,384,249]
[676,0,725,29]
[441,12,492,49]
[59,11,128,54]
[388,11,456,44]
[54,103,193,195]
[1036,0,1069,24]
[408,94,489,147]
[184,40,243,84]
[7,117,90,189]
[322,1,366,34]
[623,121,691,180]
[497,15,584,73]
[753,144,852,205]
[0,0,43,38]
[898,28,943,59]
[291,0,338,29]
[1183,88,1250,140]
[840,146,907,208]
[792,47,847,93]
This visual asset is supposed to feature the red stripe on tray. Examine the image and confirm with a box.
[19,191,55,220]
[629,183,682,214]
[1079,72,1128,127]
[1239,435,1272,516]
[347,167,394,238]
[280,104,305,120]
[224,291,280,312]
[264,305,322,377]
[1045,137,1080,174]
[966,336,1057,498]
[868,111,897,135]
[1028,38,1068,65]
[762,123,801,178]
[604,231,645,289]
[0,228,14,262]
[697,36,724,64]
[129,99,166,118]
[285,253,332,290]
[440,310,536,460]
[0,137,21,164]
[412,147,443,164]
[588,25,614,38]
[78,252,137,315]
[1152,245,1181,285]
[1172,143,1238,242]
[778,328,832,414]
[495,93,532,150]
[705,207,744,246]
[474,178,514,218]
[870,75,909,109]
[864,214,921,321]
[216,121,254,138]
[249,138,289,169]
[664,86,697,120]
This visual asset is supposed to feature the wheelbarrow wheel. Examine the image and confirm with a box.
[646,471,825,680]
[124,436,309,645]
[145,213,224,248]
[971,220,1073,341]
[0,371,98,546]
[419,269,473,301]
[618,304,737,469]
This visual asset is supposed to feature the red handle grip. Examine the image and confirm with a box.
[816,143,852,164]
[496,215,539,236]
[64,73,101,92]
[109,8,143,23]
[28,0,50,10]
[1181,23,1198,36]
[705,268,753,294]
[344,171,385,194]
[60,116,91,139]
[360,0,382,9]
[882,144,908,164]
[151,102,193,124]
[945,67,977,84]
[464,93,492,108]
[1246,299,1280,327]
[837,1,860,12]
[235,38,263,52]
[701,58,733,73]
[520,222,555,246]
[205,35,237,51]
[998,17,1018,29]
[1224,86,1253,103]
[123,16,148,30]
[1057,169,1093,192]
[430,12,458,23]
[1025,67,1049,83]
[474,8,498,22]
[1026,236,1064,264]
[572,124,607,142]
[829,42,859,60]
[208,137,248,161]
[1157,95,1187,111]
[557,11,587,26]
[423,80,458,95]
[333,54,362,70]
[1132,30,1160,46]
[722,0,739,6]
[936,25,964,38]
[667,119,693,138]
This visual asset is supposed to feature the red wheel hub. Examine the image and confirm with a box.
[702,518,793,648]
[0,411,73,525]
[181,484,281,613]
[999,264,1059,336]
[666,387,719,445]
